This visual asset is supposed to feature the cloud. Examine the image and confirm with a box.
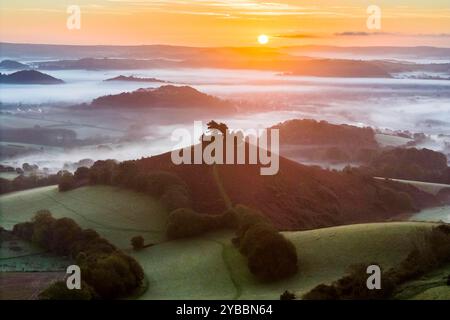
[273,33,322,39]
[334,32,390,36]
[335,31,450,38]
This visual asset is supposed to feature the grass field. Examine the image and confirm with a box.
[131,222,438,300]
[0,185,168,249]
[1,187,448,300]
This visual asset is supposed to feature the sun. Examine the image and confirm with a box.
[257,34,269,45]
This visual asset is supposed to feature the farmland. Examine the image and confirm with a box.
[131,222,436,300]
[0,185,168,249]
[1,186,448,300]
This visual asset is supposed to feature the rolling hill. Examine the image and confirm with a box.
[1,185,447,299]
[131,147,438,230]
[0,70,64,84]
[90,85,235,111]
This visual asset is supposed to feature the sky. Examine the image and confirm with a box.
[1,0,450,47]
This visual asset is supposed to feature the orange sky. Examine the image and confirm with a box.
[1,1,450,47]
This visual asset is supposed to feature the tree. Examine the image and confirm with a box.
[280,290,296,300]
[74,166,90,181]
[131,236,145,250]
[58,171,75,192]
[207,120,228,136]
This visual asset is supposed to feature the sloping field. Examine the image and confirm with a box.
[0,185,168,249]
[131,222,436,300]
[1,187,446,300]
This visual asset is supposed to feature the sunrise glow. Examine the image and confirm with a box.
[258,34,269,45]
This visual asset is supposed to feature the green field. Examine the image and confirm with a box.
[131,222,437,299]
[0,185,168,249]
[1,186,448,300]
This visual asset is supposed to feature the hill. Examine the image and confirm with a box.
[90,85,235,111]
[0,70,64,84]
[272,119,379,163]
[0,60,29,70]
[132,147,438,230]
[363,148,450,184]
[1,186,447,299]
[104,75,170,83]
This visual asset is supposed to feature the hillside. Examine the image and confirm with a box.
[133,222,437,299]
[104,75,170,83]
[0,70,63,84]
[0,185,167,249]
[272,119,379,163]
[90,85,235,111]
[1,186,447,299]
[0,60,29,70]
[133,147,438,230]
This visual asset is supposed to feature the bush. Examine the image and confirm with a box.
[12,221,34,241]
[166,208,234,240]
[39,281,96,300]
[302,284,338,300]
[74,167,90,181]
[160,184,191,212]
[245,225,298,281]
[131,236,145,250]
[303,264,394,300]
[280,290,296,300]
[13,211,144,300]
[58,171,76,192]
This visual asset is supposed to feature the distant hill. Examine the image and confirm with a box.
[363,148,450,184]
[272,119,379,163]
[104,75,170,83]
[283,59,392,78]
[273,119,378,147]
[0,60,29,70]
[0,70,64,84]
[90,85,235,111]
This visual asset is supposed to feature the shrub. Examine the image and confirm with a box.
[131,236,145,250]
[302,284,338,300]
[166,208,234,239]
[12,221,34,241]
[233,206,298,281]
[58,171,76,192]
[280,290,296,300]
[160,184,191,212]
[303,264,394,300]
[14,211,144,300]
[39,281,96,300]
[74,167,90,181]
